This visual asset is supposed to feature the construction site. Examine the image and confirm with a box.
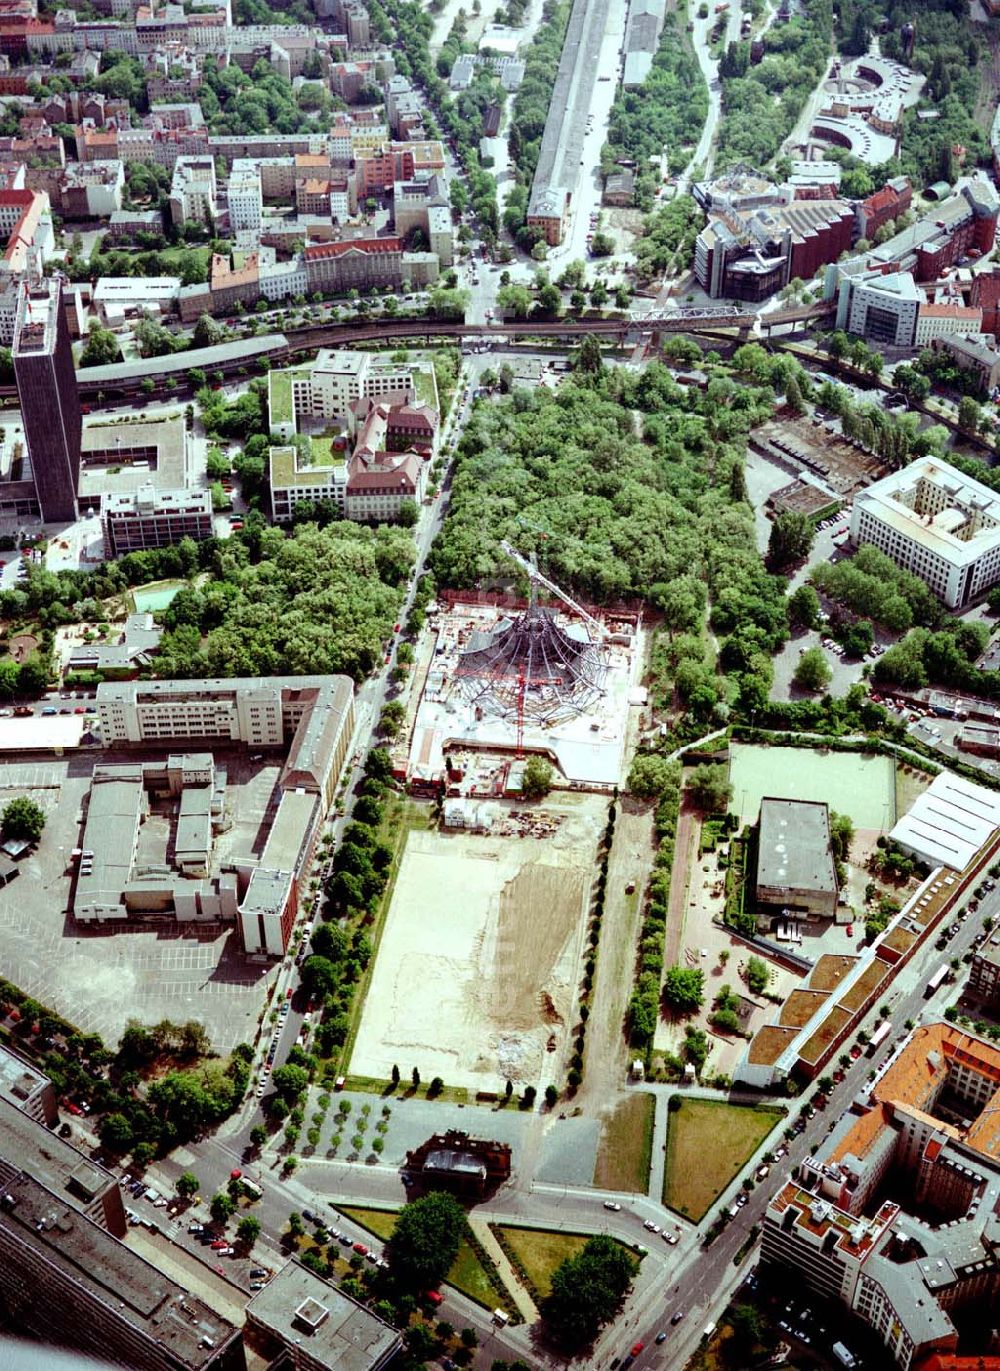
[396,544,644,793]
[349,791,605,1093]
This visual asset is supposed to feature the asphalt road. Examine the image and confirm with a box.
[149,859,995,1370]
[615,877,995,1371]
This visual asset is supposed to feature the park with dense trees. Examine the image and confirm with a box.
[430,352,788,718]
[715,0,833,171]
[0,518,410,687]
[605,12,707,202]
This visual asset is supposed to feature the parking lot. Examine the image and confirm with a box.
[0,750,283,1051]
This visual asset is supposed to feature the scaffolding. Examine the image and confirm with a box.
[454,605,608,725]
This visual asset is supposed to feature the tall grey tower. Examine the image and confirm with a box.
[13,279,81,524]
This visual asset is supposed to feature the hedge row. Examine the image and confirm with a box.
[627,766,682,1057]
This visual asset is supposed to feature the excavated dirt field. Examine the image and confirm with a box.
[350,795,603,1092]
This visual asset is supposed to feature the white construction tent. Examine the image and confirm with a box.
[889,770,1000,871]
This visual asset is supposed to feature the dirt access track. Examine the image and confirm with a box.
[575,797,656,1113]
[350,794,606,1093]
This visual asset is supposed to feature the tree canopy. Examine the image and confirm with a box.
[793,646,832,693]
[687,764,732,814]
[154,520,412,682]
[811,544,938,633]
[662,965,705,1015]
[521,756,553,798]
[1,797,45,843]
[606,12,708,201]
[541,1235,638,1347]
[386,1192,468,1290]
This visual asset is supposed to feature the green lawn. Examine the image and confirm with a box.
[493,1227,589,1300]
[662,1098,784,1222]
[339,1206,515,1314]
[269,369,295,426]
[341,1205,396,1241]
[492,1226,640,1302]
[593,1093,655,1193]
[412,363,439,409]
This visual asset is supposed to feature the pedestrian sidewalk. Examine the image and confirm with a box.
[648,1092,668,1202]
[468,1216,539,1323]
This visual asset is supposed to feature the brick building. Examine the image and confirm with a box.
[969,267,1000,336]
[857,175,912,240]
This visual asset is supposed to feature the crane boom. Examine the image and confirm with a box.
[499,539,606,641]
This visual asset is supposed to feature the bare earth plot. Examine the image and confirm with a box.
[577,797,655,1112]
[350,795,604,1092]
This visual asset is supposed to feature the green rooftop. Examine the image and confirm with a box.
[269,441,346,489]
[268,367,309,429]
[412,363,439,410]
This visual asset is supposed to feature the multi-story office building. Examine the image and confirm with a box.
[0,1042,56,1128]
[762,1024,1000,1370]
[0,1163,243,1370]
[91,676,353,952]
[914,302,984,347]
[96,675,352,757]
[762,1185,898,1305]
[95,677,354,813]
[969,926,1000,1004]
[268,349,420,439]
[13,278,81,524]
[850,458,1000,608]
[834,269,922,347]
[695,197,855,301]
[268,442,347,523]
[0,1092,126,1238]
[856,175,912,239]
[245,1260,400,1371]
[303,234,403,295]
[934,333,1000,394]
[100,485,214,556]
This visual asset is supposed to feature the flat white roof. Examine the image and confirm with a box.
[855,457,1000,568]
[93,277,180,300]
[889,769,1000,870]
[0,716,85,749]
